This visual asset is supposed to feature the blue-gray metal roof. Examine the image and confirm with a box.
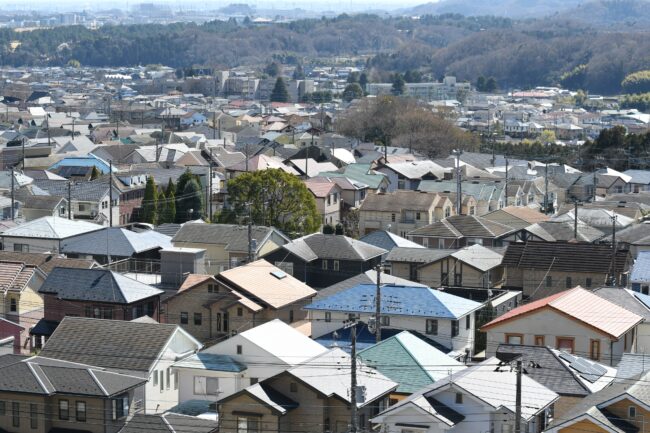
[61,227,171,257]
[173,353,247,373]
[631,251,650,283]
[304,284,481,319]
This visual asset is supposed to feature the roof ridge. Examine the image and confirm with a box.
[88,368,109,396]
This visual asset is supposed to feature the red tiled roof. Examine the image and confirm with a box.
[304,178,336,198]
[178,274,214,293]
[482,287,643,338]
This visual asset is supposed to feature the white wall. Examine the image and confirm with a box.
[176,368,244,403]
[2,236,60,254]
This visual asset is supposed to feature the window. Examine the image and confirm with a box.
[223,312,229,332]
[630,406,637,418]
[194,376,219,395]
[153,370,158,386]
[111,395,129,420]
[180,312,188,325]
[445,207,451,218]
[59,400,69,420]
[506,334,523,345]
[438,239,445,249]
[426,319,438,335]
[208,284,217,293]
[381,316,390,326]
[455,393,463,404]
[454,273,462,286]
[289,310,294,323]
[322,260,328,270]
[194,313,202,326]
[237,417,260,433]
[290,382,298,392]
[534,335,545,346]
[237,345,242,355]
[159,371,164,391]
[76,401,86,422]
[565,276,572,288]
[0,400,4,415]
[13,243,29,252]
[237,307,243,317]
[30,403,37,428]
[78,203,87,212]
[325,312,331,322]
[9,298,16,312]
[175,371,179,390]
[166,368,171,390]
[590,339,601,361]
[391,213,396,222]
[451,320,459,338]
[556,337,575,353]
[586,278,592,288]
[466,314,471,330]
[546,276,552,287]
[416,212,421,220]
[12,402,19,427]
[333,260,340,271]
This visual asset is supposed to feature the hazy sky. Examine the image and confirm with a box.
[1,0,432,12]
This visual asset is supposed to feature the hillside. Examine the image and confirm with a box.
[401,0,585,18]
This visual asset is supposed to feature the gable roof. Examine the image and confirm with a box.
[305,284,482,319]
[39,317,192,372]
[482,287,643,338]
[408,214,516,239]
[360,190,442,212]
[172,223,288,252]
[119,413,218,433]
[61,227,171,257]
[593,287,650,321]
[502,241,629,274]
[524,221,605,243]
[0,251,95,274]
[1,216,103,240]
[39,267,163,304]
[279,233,386,262]
[358,331,465,393]
[359,230,425,252]
[0,262,40,294]
[450,244,504,272]
[217,259,316,309]
[386,247,455,264]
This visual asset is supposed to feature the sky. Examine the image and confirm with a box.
[1,0,433,12]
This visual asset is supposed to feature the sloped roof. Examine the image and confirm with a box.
[61,228,171,257]
[360,190,441,212]
[2,216,103,240]
[0,251,95,274]
[482,287,643,338]
[218,259,316,309]
[305,284,482,319]
[119,413,218,433]
[483,206,550,229]
[358,331,465,393]
[280,233,386,262]
[525,221,605,243]
[386,247,454,264]
[39,317,194,372]
[172,223,287,252]
[450,244,504,272]
[40,267,163,304]
[360,230,425,252]
[408,214,516,238]
[631,251,650,283]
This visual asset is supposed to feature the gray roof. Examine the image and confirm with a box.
[155,223,183,237]
[408,215,516,239]
[593,287,650,321]
[280,233,386,262]
[39,267,163,304]
[120,413,217,433]
[615,353,650,382]
[61,227,171,257]
[386,247,455,264]
[525,221,605,243]
[40,317,181,372]
[20,195,66,211]
[360,230,424,252]
[0,357,145,396]
[172,223,287,252]
[33,178,121,202]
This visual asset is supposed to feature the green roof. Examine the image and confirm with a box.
[319,163,387,189]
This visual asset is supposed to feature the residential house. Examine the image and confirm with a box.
[376,160,450,192]
[623,169,650,192]
[372,357,558,433]
[482,206,550,230]
[0,353,146,433]
[305,283,482,356]
[386,247,458,282]
[359,230,424,260]
[595,168,631,196]
[286,158,338,178]
[419,180,505,215]
[544,370,650,433]
[417,244,505,288]
[593,287,650,353]
[325,176,368,209]
[0,318,23,354]
[19,195,68,221]
[261,233,386,288]
[629,250,650,294]
[38,316,202,414]
[171,223,290,274]
[303,177,342,226]
[359,190,454,237]
[173,319,328,403]
[61,227,172,264]
[164,260,316,340]
[521,220,606,243]
[481,287,643,366]
[496,344,615,420]
[225,154,299,178]
[407,214,517,249]
[358,331,466,399]
[218,348,397,433]
[119,413,217,433]
[318,163,390,194]
[1,216,103,254]
[607,222,650,258]
[501,242,630,299]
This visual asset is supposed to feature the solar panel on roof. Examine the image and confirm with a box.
[559,351,576,363]
[270,270,287,279]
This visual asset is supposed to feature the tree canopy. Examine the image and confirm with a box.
[141,176,158,224]
[622,70,650,94]
[270,77,290,102]
[219,168,320,238]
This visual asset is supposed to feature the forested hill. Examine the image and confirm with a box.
[1,10,650,94]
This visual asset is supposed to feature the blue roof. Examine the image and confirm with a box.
[304,284,482,319]
[631,251,650,283]
[632,290,650,310]
[48,155,116,174]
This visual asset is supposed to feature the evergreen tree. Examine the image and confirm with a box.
[157,191,166,222]
[485,77,498,93]
[182,179,204,221]
[359,72,368,91]
[141,176,158,224]
[89,166,101,180]
[175,169,198,222]
[292,64,305,80]
[391,74,405,95]
[476,75,486,92]
[270,77,290,102]
[165,178,176,197]
[159,191,177,223]
[342,83,363,102]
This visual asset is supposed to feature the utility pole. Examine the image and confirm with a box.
[611,214,618,250]
[67,181,72,219]
[10,167,14,221]
[375,264,382,343]
[209,149,214,222]
[544,162,549,214]
[454,149,463,215]
[46,115,51,147]
[573,199,579,240]
[108,160,113,227]
[245,143,250,173]
[349,320,358,433]
[247,202,253,262]
[212,111,216,140]
[593,171,597,202]
[515,359,522,433]
[504,155,509,207]
[21,137,25,169]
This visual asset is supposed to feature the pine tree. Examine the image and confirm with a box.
[182,179,204,221]
[142,176,158,224]
[270,77,290,102]
[165,178,176,197]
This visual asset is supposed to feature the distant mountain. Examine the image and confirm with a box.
[400,0,585,18]
[565,0,650,28]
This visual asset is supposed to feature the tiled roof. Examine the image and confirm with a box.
[172,223,287,252]
[502,241,629,274]
[119,413,218,433]
[524,221,605,243]
[178,274,214,293]
[218,260,316,309]
[359,190,441,212]
[40,317,181,372]
[483,287,643,338]
[40,267,163,304]
[593,287,650,321]
[386,247,455,264]
[61,227,172,257]
[279,233,386,262]
[305,284,481,319]
[303,177,338,197]
[408,214,516,238]
[0,252,96,275]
